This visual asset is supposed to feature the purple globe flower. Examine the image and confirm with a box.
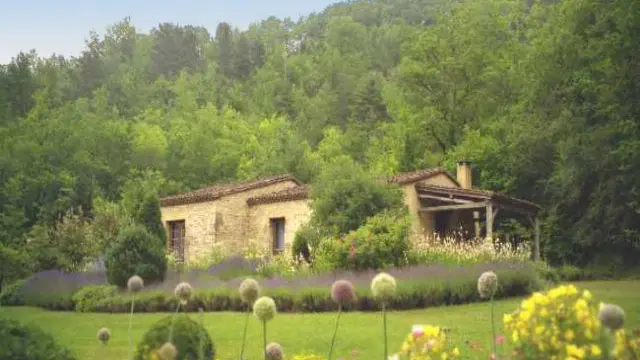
[331,279,356,305]
[265,342,284,360]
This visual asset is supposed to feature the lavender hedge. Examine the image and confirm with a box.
[1,261,542,313]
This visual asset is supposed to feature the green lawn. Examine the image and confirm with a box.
[1,280,639,360]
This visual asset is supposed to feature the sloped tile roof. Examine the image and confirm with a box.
[160,174,301,207]
[245,167,455,206]
[247,184,310,206]
[415,184,541,212]
[385,167,459,185]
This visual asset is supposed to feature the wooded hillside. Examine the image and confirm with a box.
[0,0,638,271]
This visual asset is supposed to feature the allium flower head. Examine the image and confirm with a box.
[265,342,284,360]
[239,278,261,304]
[97,327,111,344]
[157,342,178,360]
[477,271,498,299]
[174,282,193,304]
[599,303,625,330]
[370,272,397,301]
[253,296,277,322]
[127,275,144,293]
[331,279,356,305]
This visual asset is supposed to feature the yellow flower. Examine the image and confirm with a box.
[519,310,532,322]
[512,330,520,343]
[504,314,513,325]
[452,348,459,356]
[566,344,585,359]
[590,344,602,356]
[564,329,575,341]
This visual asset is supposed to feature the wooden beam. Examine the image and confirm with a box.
[419,201,490,213]
[418,194,472,204]
[495,201,537,217]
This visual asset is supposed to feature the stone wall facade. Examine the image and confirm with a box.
[210,180,300,254]
[160,201,217,263]
[401,173,458,240]
[160,179,300,263]
[247,199,312,253]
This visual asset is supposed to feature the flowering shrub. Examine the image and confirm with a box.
[325,210,413,271]
[504,284,611,359]
[613,329,640,359]
[396,324,461,359]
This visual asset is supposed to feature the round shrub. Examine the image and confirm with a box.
[0,317,77,360]
[72,284,119,312]
[134,314,215,360]
[104,224,167,288]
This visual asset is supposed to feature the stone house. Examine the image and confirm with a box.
[159,161,541,264]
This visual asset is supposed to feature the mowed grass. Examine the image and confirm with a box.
[1,280,639,360]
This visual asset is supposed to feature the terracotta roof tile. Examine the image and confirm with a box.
[385,167,459,185]
[247,185,310,206]
[160,174,301,207]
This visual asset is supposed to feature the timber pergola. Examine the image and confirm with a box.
[416,184,542,261]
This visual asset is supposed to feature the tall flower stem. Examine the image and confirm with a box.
[383,302,388,360]
[490,295,497,359]
[198,308,205,360]
[263,320,268,360]
[240,308,250,360]
[328,305,343,360]
[168,301,182,344]
[128,294,135,360]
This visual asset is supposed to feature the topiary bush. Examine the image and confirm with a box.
[104,224,167,289]
[0,317,77,360]
[135,192,167,246]
[134,313,215,360]
[72,284,119,312]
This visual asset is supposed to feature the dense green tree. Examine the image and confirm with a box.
[309,156,405,236]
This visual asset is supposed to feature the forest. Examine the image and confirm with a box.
[0,0,638,281]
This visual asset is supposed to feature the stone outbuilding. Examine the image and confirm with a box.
[159,162,541,264]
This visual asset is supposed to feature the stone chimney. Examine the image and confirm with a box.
[456,161,473,189]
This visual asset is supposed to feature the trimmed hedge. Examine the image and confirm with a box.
[87,264,541,313]
[1,262,543,313]
[72,284,118,312]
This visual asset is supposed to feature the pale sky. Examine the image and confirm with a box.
[0,0,338,63]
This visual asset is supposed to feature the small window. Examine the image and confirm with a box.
[168,220,185,263]
[270,218,285,255]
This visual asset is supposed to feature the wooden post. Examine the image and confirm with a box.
[473,211,480,239]
[486,204,494,240]
[533,216,540,262]
[527,214,541,262]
